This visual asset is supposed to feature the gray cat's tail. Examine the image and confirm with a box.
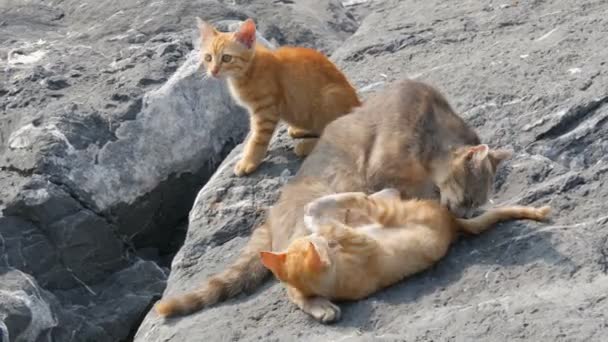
[456,206,551,235]
[155,223,271,317]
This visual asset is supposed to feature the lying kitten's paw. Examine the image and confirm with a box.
[308,196,339,214]
[535,206,552,221]
[304,197,339,230]
[370,188,401,200]
[308,297,341,324]
[303,214,319,233]
[304,201,321,220]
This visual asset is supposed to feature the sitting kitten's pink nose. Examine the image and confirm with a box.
[211,68,220,77]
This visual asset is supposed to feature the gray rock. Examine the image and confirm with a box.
[0,268,56,342]
[1,0,357,340]
[0,49,247,339]
[136,0,608,341]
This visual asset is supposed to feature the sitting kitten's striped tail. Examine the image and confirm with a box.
[456,205,551,235]
[155,223,272,317]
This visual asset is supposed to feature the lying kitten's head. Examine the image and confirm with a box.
[196,18,257,78]
[260,235,334,294]
[439,144,512,218]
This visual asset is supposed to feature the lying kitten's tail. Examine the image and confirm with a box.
[155,223,271,317]
[456,206,551,235]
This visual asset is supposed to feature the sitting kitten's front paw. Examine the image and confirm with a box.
[234,159,259,176]
[288,126,309,139]
[308,298,341,324]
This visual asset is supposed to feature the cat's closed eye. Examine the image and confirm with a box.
[222,54,233,63]
[204,54,212,62]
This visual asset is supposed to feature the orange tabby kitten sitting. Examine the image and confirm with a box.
[260,189,550,323]
[197,18,361,176]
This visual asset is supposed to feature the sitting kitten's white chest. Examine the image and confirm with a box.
[227,79,249,109]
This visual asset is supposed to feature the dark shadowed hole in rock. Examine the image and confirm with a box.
[99,136,240,342]
[110,136,240,268]
[123,293,161,342]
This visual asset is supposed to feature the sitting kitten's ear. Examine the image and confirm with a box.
[234,18,256,49]
[488,149,513,171]
[260,251,286,277]
[196,17,218,41]
[305,242,328,273]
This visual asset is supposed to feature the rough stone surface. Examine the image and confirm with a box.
[136,0,608,341]
[1,0,356,340]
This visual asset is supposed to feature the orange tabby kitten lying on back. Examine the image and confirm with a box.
[260,189,550,323]
[197,18,361,176]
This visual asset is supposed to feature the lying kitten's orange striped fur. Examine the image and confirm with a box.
[260,189,550,323]
[197,18,360,176]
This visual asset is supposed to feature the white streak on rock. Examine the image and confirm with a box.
[537,28,558,41]
[342,0,368,6]
[7,50,47,66]
[358,81,385,94]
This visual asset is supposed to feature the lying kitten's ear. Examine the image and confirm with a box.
[260,251,286,276]
[196,17,217,41]
[234,18,256,48]
[305,242,328,273]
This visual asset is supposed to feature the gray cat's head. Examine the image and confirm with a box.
[438,144,512,218]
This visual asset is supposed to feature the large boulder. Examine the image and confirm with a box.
[136,0,608,341]
[0,34,246,342]
[0,0,357,340]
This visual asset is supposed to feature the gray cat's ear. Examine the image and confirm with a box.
[197,17,217,41]
[488,149,512,170]
[370,188,400,200]
[466,144,489,161]
[234,18,256,48]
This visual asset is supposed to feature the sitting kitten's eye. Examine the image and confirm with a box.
[221,54,232,63]
[204,54,212,62]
